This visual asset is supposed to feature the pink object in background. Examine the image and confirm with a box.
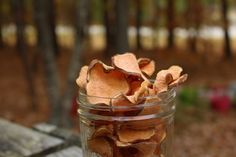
[210,95,231,113]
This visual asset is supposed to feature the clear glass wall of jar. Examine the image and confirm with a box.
[78,88,176,157]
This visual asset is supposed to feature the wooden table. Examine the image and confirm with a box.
[0,118,82,157]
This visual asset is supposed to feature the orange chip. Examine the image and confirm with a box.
[129,80,142,95]
[76,65,88,89]
[126,81,150,104]
[111,94,141,116]
[169,74,188,88]
[115,140,132,147]
[111,94,134,107]
[138,58,155,77]
[112,53,142,77]
[154,70,173,93]
[120,141,157,157]
[147,87,156,96]
[131,141,157,157]
[117,128,155,143]
[152,125,166,155]
[152,129,166,145]
[169,65,183,80]
[91,125,113,138]
[86,60,129,105]
[137,90,162,116]
[88,137,113,157]
[124,118,163,130]
[139,87,162,115]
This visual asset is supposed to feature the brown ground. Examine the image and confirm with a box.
[174,111,236,157]
[0,47,236,156]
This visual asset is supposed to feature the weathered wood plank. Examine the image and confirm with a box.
[46,146,83,157]
[33,123,81,147]
[0,119,64,157]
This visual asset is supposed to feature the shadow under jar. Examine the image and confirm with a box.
[78,88,176,157]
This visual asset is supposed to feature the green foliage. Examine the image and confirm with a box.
[90,0,104,24]
[202,0,217,6]
[178,87,198,106]
[175,0,187,13]
[154,0,166,9]
[175,87,210,126]
[141,0,155,23]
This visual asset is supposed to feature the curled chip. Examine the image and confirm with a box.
[117,128,155,143]
[126,81,150,104]
[112,53,142,77]
[138,58,155,77]
[111,94,134,107]
[88,137,113,157]
[169,74,188,88]
[120,141,157,157]
[115,140,132,147]
[138,86,162,115]
[111,94,141,116]
[129,80,142,95]
[124,118,162,130]
[86,60,129,105]
[91,125,113,138]
[152,128,166,145]
[168,65,183,80]
[154,70,173,93]
[76,65,88,89]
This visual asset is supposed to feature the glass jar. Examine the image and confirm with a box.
[78,88,176,157]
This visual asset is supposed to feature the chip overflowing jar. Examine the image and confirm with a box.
[76,53,188,157]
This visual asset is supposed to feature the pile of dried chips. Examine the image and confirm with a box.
[76,53,188,157]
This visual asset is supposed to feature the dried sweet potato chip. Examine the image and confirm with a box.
[111,94,141,116]
[169,74,188,88]
[112,53,142,77]
[152,129,166,145]
[168,65,183,80]
[137,58,151,67]
[115,140,132,147]
[76,65,88,89]
[132,141,157,157]
[111,94,134,107]
[129,80,142,95]
[153,65,187,93]
[88,137,113,157]
[119,141,157,157]
[117,128,155,143]
[86,60,129,105]
[152,125,166,156]
[138,103,161,116]
[154,70,173,93]
[92,125,113,138]
[126,81,150,104]
[124,118,162,130]
[138,58,155,77]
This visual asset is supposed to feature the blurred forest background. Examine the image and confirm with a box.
[0,0,236,156]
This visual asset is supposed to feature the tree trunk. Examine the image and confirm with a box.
[48,0,59,56]
[187,0,201,53]
[136,0,142,50]
[11,0,36,110]
[221,0,232,59]
[167,0,174,49]
[103,0,116,57]
[61,0,89,127]
[0,5,3,48]
[115,0,129,53]
[33,0,61,125]
[0,20,3,48]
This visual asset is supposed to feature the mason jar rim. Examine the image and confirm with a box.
[78,88,176,110]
